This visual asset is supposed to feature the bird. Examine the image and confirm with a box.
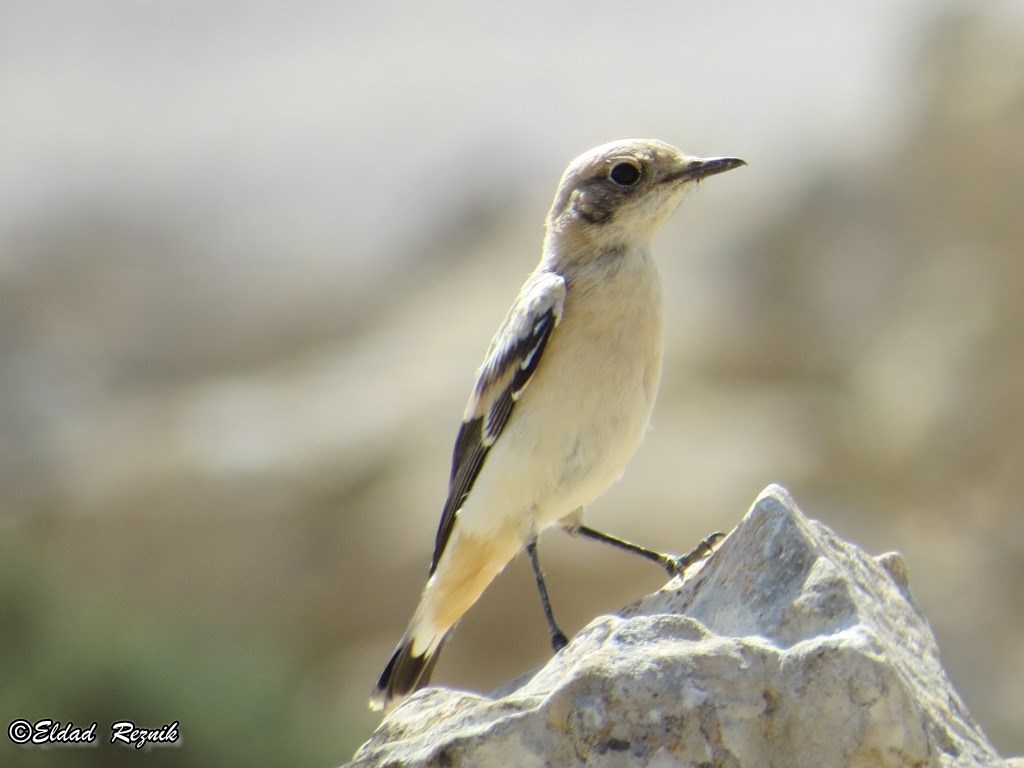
[371,138,745,712]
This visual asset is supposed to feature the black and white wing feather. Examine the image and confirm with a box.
[430,271,567,573]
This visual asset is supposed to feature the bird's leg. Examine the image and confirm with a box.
[563,511,724,578]
[525,540,568,652]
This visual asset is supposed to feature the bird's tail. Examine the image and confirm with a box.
[369,632,448,712]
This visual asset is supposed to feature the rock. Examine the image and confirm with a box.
[347,485,1019,768]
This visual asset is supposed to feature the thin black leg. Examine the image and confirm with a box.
[526,540,568,652]
[569,525,725,578]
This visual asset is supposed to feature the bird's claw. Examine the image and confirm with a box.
[551,631,569,652]
[661,531,727,577]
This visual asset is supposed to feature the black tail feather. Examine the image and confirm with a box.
[370,634,447,712]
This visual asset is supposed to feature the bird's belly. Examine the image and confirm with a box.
[530,369,654,528]
[502,312,662,531]
[456,253,664,541]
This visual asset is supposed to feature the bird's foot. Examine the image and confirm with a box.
[550,630,568,653]
[659,531,727,578]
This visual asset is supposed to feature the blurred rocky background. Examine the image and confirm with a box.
[1,2,1021,766]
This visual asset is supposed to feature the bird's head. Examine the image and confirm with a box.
[545,138,745,251]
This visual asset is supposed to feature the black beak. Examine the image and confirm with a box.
[668,156,746,184]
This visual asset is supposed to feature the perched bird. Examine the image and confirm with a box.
[371,138,745,712]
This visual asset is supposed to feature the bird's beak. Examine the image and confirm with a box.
[667,156,746,184]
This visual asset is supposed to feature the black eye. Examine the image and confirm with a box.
[609,161,642,186]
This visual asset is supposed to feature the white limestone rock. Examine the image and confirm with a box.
[348,485,1019,768]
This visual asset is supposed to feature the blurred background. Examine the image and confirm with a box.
[1,1,1022,765]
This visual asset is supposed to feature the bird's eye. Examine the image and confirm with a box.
[609,161,642,186]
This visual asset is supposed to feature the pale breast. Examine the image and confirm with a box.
[521,248,665,523]
[452,247,665,540]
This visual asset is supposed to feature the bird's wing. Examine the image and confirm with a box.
[429,271,567,574]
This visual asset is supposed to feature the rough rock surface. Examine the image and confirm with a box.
[348,485,1020,768]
